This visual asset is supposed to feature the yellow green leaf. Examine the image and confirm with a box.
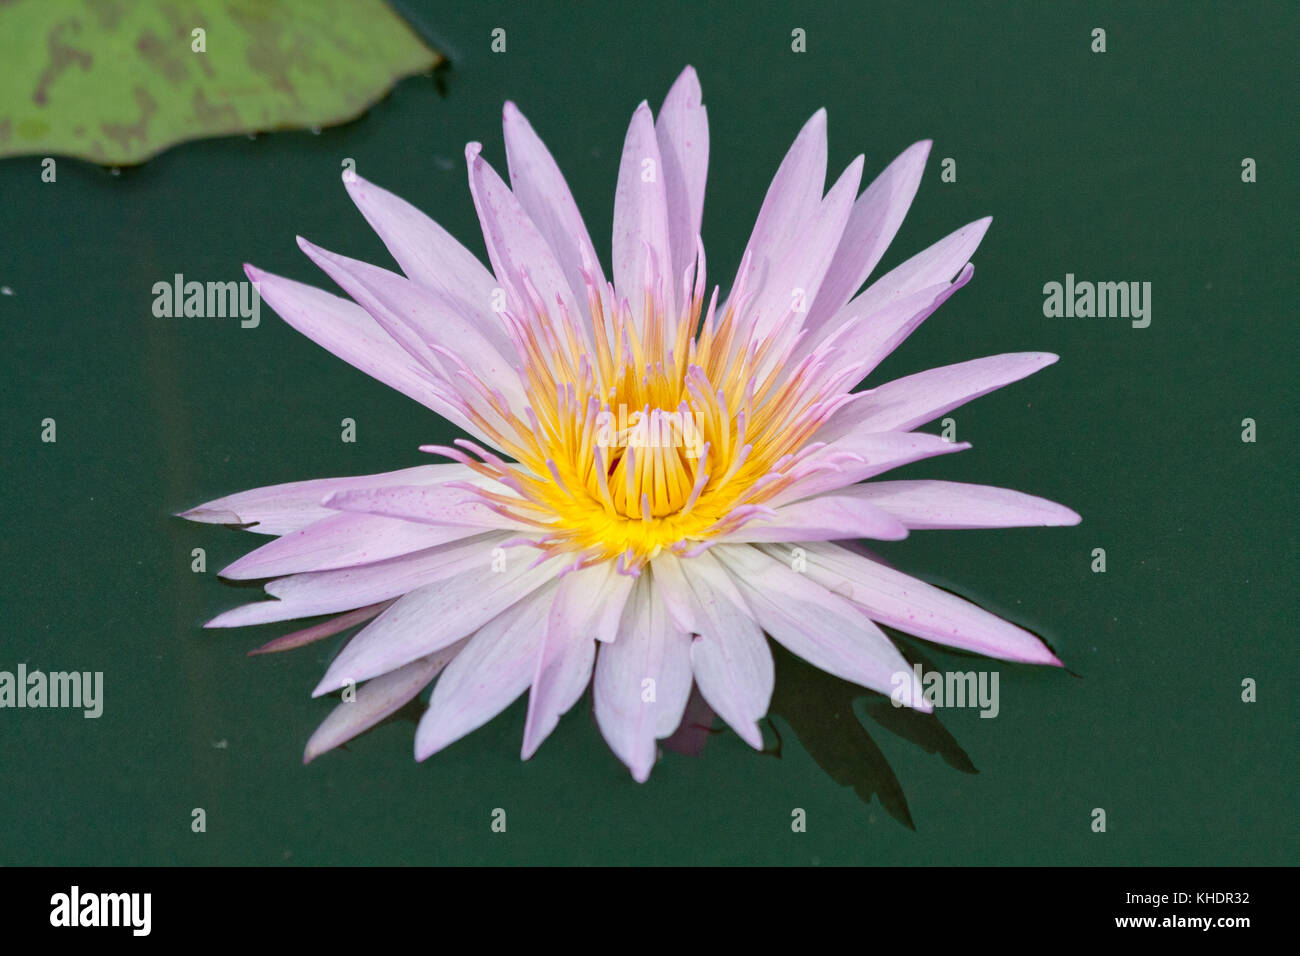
[0,0,441,165]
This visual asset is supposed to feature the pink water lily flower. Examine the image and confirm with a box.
[182,67,1078,781]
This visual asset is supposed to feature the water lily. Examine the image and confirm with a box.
[181,67,1078,781]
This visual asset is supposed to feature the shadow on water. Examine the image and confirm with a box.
[766,640,978,830]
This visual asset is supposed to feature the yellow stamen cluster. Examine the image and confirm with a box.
[439,257,847,572]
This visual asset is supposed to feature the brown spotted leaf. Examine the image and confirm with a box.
[0,0,440,165]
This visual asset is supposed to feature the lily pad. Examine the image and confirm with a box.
[0,0,441,165]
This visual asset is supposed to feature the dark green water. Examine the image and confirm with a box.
[2,0,1295,864]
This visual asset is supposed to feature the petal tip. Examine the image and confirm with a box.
[341,169,369,194]
[668,65,702,101]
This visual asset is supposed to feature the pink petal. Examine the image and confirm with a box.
[655,66,709,306]
[717,493,909,542]
[612,102,673,326]
[593,577,693,781]
[503,101,608,310]
[842,481,1081,529]
[342,173,512,356]
[249,602,391,656]
[414,584,557,760]
[804,140,932,333]
[820,352,1059,438]
[849,216,991,318]
[713,544,930,709]
[303,641,466,764]
[812,263,975,382]
[769,432,970,505]
[750,154,862,341]
[647,551,700,633]
[178,464,467,536]
[739,109,827,281]
[770,541,1062,665]
[313,552,563,695]
[243,265,448,418]
[297,237,527,414]
[465,142,577,322]
[220,512,478,580]
[207,532,510,629]
[321,484,532,531]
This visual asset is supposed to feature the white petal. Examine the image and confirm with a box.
[648,551,700,633]
[414,583,557,760]
[520,565,616,758]
[683,552,773,749]
[304,641,466,763]
[713,544,930,709]
[310,550,561,693]
[594,575,693,781]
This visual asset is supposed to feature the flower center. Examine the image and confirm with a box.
[432,252,847,573]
